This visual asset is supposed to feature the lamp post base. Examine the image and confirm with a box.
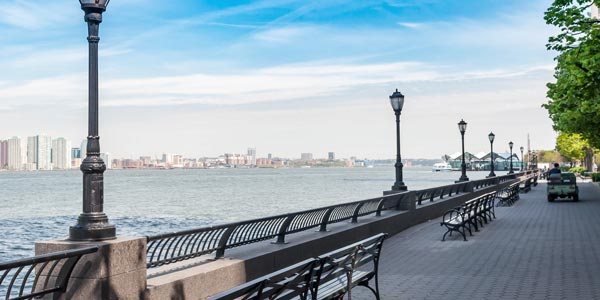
[385,183,408,194]
[69,213,116,241]
[487,172,496,178]
[455,176,469,183]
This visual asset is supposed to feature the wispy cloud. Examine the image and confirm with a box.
[0,1,77,29]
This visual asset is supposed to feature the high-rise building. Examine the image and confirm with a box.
[301,153,313,161]
[100,153,112,169]
[7,137,25,171]
[172,155,184,167]
[27,135,51,169]
[247,147,257,166]
[328,152,335,161]
[52,137,72,170]
[162,153,173,164]
[72,148,81,159]
[80,139,87,158]
[267,153,272,160]
[0,140,8,169]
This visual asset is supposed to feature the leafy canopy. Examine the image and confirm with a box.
[556,132,587,161]
[544,0,600,148]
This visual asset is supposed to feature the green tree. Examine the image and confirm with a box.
[544,1,600,148]
[556,132,587,162]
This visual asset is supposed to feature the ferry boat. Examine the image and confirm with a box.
[432,162,452,172]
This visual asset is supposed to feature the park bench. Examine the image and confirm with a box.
[519,177,534,193]
[496,182,520,206]
[208,233,387,300]
[440,192,496,241]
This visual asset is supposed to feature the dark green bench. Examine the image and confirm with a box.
[208,233,388,300]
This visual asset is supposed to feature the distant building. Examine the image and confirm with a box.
[72,158,82,169]
[162,153,173,164]
[26,135,52,170]
[225,153,246,166]
[301,153,313,161]
[328,152,335,161]
[52,138,72,170]
[172,155,184,167]
[72,147,81,159]
[7,136,25,171]
[0,140,8,169]
[247,147,257,166]
[100,153,111,169]
[140,156,152,166]
[80,139,87,158]
[267,153,272,160]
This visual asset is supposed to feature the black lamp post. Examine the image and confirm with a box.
[457,119,469,182]
[508,141,514,174]
[487,132,496,177]
[389,89,407,191]
[70,0,116,241]
[520,146,524,171]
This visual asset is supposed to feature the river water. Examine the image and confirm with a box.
[0,167,506,262]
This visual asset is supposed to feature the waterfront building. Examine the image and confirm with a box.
[52,138,72,170]
[80,139,87,157]
[247,147,257,166]
[72,148,81,159]
[25,135,52,170]
[225,153,247,166]
[301,153,313,161]
[172,155,184,168]
[0,139,8,169]
[140,156,152,166]
[162,153,173,164]
[72,158,82,169]
[7,136,26,170]
[445,151,523,171]
[267,153,272,160]
[328,152,335,161]
[100,153,112,169]
[37,135,52,170]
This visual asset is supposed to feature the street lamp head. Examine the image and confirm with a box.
[389,89,405,113]
[458,119,467,134]
[509,141,514,149]
[488,132,495,143]
[80,0,110,12]
[520,146,524,152]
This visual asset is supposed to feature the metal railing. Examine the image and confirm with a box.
[146,170,538,268]
[415,181,469,205]
[146,192,409,268]
[0,246,98,300]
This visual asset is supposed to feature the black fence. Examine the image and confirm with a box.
[146,170,537,268]
[0,246,98,300]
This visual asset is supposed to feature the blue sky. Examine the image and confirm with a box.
[0,0,559,159]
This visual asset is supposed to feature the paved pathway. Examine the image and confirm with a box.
[354,182,600,300]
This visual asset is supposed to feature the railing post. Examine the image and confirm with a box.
[273,214,295,244]
[351,203,366,223]
[216,227,236,258]
[397,191,416,211]
[464,181,474,193]
[319,207,335,232]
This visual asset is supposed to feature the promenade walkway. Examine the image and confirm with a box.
[355,182,600,300]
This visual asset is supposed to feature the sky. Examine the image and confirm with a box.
[0,0,561,160]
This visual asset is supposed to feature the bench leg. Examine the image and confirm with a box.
[358,282,381,300]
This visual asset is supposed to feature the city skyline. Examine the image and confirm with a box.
[0,0,558,159]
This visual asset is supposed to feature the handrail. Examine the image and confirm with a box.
[0,246,98,300]
[146,192,407,267]
[146,170,539,267]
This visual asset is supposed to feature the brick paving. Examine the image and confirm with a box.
[354,182,600,300]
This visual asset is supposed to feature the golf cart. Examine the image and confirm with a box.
[547,172,579,202]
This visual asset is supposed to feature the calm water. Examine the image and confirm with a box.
[0,167,506,262]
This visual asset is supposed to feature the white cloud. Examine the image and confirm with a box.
[0,1,77,30]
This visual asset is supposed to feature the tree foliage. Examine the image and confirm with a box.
[544,0,600,148]
[556,132,587,161]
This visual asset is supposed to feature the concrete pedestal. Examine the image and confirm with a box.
[35,236,146,300]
